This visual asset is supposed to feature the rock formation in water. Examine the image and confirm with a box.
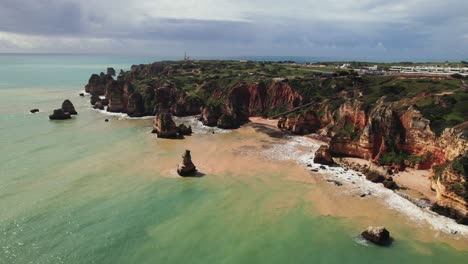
[152,112,178,138]
[49,109,71,120]
[30,109,39,113]
[177,150,197,176]
[61,100,77,115]
[361,226,391,246]
[313,145,334,165]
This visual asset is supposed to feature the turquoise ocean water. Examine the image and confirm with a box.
[0,54,467,264]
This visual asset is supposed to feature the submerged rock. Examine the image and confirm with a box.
[30,109,39,113]
[49,109,71,120]
[79,93,85,97]
[361,226,391,246]
[61,100,77,115]
[152,112,178,138]
[177,150,197,176]
[313,145,334,165]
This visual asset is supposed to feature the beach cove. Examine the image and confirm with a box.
[1,55,468,263]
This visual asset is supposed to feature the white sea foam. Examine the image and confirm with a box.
[92,110,231,134]
[92,109,153,120]
[173,116,232,135]
[263,134,468,238]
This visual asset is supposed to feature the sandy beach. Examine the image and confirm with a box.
[246,116,468,244]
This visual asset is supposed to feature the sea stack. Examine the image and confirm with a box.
[177,150,197,176]
[361,226,391,246]
[61,100,77,115]
[152,112,178,138]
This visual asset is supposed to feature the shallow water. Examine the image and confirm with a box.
[0,55,467,264]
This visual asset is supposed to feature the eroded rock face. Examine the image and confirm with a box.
[152,112,178,138]
[177,150,197,176]
[61,100,77,115]
[106,80,125,113]
[171,95,203,116]
[127,92,145,117]
[431,154,468,224]
[85,73,113,96]
[90,94,101,106]
[361,226,391,246]
[49,109,71,120]
[200,105,222,127]
[313,145,334,165]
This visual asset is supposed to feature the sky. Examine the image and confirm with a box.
[0,0,467,61]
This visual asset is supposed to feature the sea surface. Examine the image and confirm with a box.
[0,54,467,264]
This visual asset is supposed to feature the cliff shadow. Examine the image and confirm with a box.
[249,123,284,139]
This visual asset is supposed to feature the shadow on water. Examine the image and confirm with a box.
[179,171,206,178]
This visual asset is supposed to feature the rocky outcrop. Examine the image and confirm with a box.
[90,94,101,106]
[30,109,39,113]
[177,150,197,176]
[361,226,391,246]
[431,155,468,224]
[217,113,240,129]
[93,101,104,110]
[49,109,71,120]
[152,112,178,138]
[61,100,77,115]
[313,145,334,165]
[85,73,113,96]
[171,95,203,116]
[106,80,125,113]
[383,177,399,190]
[107,67,116,76]
[127,92,145,117]
[200,105,222,127]
[177,124,192,135]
